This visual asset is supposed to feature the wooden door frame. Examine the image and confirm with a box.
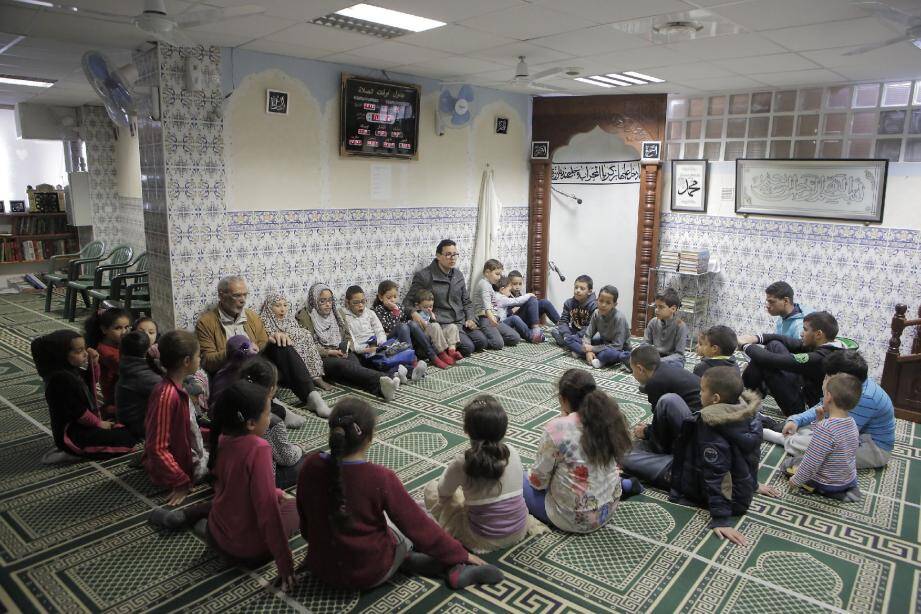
[528,95,666,335]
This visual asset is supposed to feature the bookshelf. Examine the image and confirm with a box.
[0,212,78,265]
[646,249,713,350]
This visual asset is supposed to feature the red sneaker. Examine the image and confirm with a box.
[437,351,455,366]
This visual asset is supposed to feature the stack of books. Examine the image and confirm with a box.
[679,249,710,274]
[659,250,680,271]
[681,295,708,313]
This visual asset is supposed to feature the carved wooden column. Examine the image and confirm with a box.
[881,303,907,396]
[631,162,663,335]
[527,160,551,298]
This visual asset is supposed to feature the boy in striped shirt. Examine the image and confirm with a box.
[787,373,861,499]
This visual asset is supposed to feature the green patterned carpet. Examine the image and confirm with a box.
[0,293,919,613]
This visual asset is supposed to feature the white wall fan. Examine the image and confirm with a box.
[844,1,921,55]
[3,0,265,46]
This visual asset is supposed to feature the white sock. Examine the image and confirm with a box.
[397,364,409,385]
[412,361,427,382]
[762,429,785,445]
[380,376,396,401]
[307,391,332,418]
[591,358,602,369]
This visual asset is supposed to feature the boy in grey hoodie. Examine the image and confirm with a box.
[564,285,630,369]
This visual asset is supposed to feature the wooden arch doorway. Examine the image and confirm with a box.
[527,94,667,334]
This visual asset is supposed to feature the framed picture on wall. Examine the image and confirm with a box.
[670,159,708,213]
[531,141,549,159]
[735,158,887,223]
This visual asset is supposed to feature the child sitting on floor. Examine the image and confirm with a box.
[239,357,305,489]
[643,288,688,367]
[342,285,426,383]
[134,317,211,413]
[149,379,299,593]
[564,285,630,369]
[508,269,559,325]
[144,330,208,506]
[550,275,596,347]
[373,280,442,369]
[424,395,546,553]
[296,398,504,590]
[786,373,862,501]
[525,369,635,533]
[31,330,137,463]
[667,367,779,546]
[494,276,539,343]
[472,259,522,348]
[115,330,162,439]
[693,325,739,377]
[85,307,132,416]
[410,288,461,368]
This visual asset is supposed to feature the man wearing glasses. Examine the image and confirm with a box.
[404,239,486,356]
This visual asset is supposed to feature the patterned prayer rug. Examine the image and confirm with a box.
[0,293,917,613]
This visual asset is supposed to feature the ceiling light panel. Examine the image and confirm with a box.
[574,77,614,88]
[591,75,630,86]
[623,71,665,82]
[604,73,647,84]
[335,4,445,32]
[0,74,55,87]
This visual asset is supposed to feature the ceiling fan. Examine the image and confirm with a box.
[3,0,265,46]
[505,56,583,93]
[844,1,921,55]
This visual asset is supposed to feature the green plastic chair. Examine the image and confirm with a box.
[89,252,148,312]
[65,245,133,321]
[43,240,106,313]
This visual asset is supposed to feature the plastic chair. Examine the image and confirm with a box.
[88,252,148,312]
[64,245,133,321]
[43,240,105,313]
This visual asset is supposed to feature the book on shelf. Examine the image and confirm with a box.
[659,249,680,271]
[678,249,710,274]
[22,241,35,262]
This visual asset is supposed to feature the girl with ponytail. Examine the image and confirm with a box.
[524,369,636,533]
[423,395,547,552]
[149,379,299,593]
[296,397,504,591]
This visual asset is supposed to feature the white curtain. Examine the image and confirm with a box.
[469,166,503,284]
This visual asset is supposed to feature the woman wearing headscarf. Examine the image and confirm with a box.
[260,293,332,391]
[295,282,398,401]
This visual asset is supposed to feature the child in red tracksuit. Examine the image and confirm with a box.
[144,330,207,505]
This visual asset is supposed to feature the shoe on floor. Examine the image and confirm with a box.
[412,361,427,381]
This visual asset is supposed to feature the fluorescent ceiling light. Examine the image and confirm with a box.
[0,74,55,87]
[605,73,647,85]
[10,0,55,6]
[591,75,630,86]
[336,3,445,32]
[623,71,665,83]
[574,77,613,88]
[0,35,25,56]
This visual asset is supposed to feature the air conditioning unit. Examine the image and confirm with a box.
[14,103,78,140]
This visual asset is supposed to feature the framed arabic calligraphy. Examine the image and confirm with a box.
[735,159,887,223]
[671,159,708,212]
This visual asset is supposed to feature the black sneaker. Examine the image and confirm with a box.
[760,414,782,433]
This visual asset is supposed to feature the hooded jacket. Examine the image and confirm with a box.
[668,391,763,528]
[559,292,597,332]
[115,355,162,436]
[775,303,812,338]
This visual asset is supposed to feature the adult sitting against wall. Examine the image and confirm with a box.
[403,239,487,356]
[195,275,329,422]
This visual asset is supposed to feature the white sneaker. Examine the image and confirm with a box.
[380,376,397,401]
[591,358,602,369]
[411,361,427,382]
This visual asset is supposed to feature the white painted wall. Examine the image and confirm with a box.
[548,127,641,323]
[0,109,66,206]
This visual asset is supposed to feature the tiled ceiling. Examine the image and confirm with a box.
[0,0,920,107]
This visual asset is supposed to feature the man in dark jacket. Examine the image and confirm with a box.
[739,311,844,416]
[403,239,486,356]
[115,330,162,439]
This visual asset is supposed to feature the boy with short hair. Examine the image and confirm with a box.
[472,259,520,349]
[507,269,560,325]
[739,311,844,416]
[495,276,538,342]
[787,373,862,501]
[643,288,689,367]
[694,325,739,377]
[780,350,894,469]
[764,281,812,339]
[550,275,597,347]
[410,288,461,368]
[564,285,630,369]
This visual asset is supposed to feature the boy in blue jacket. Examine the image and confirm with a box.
[550,275,597,346]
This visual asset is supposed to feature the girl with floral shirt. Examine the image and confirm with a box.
[525,369,633,533]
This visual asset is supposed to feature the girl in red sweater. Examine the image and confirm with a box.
[144,330,207,506]
[296,398,503,590]
[150,379,299,592]
[85,307,131,417]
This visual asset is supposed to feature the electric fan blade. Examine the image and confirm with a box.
[176,5,265,29]
[529,67,565,82]
[843,34,913,55]
[530,82,569,92]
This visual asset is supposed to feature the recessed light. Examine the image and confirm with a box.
[10,0,55,6]
[623,71,665,83]
[574,77,613,88]
[0,74,55,87]
[592,75,630,86]
[605,73,647,85]
[335,3,445,33]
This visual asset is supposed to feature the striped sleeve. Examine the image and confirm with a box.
[790,421,834,486]
[145,386,190,489]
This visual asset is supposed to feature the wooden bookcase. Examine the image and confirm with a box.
[0,212,78,265]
